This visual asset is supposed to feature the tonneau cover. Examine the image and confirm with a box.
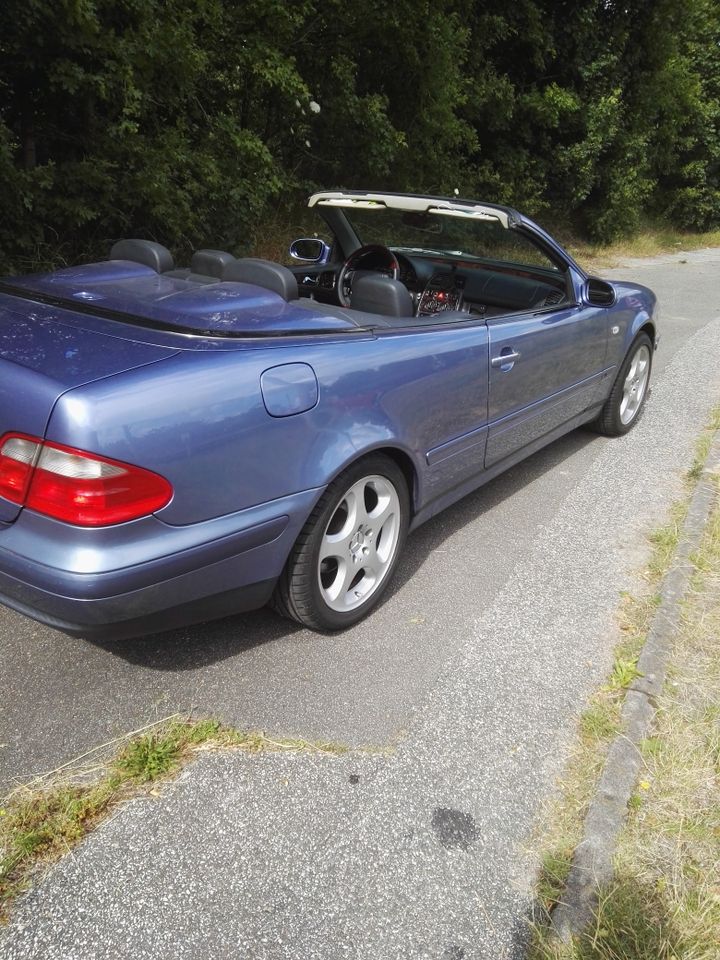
[4,261,360,336]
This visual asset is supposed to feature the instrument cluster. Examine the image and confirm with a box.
[397,260,419,291]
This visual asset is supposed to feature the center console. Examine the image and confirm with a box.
[417,272,465,315]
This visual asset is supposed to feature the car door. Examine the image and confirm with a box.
[485,303,608,467]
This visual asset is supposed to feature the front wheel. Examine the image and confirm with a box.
[272,455,409,631]
[593,332,653,436]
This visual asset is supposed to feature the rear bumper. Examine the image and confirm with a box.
[0,574,278,641]
[0,487,321,639]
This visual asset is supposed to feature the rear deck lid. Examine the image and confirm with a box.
[0,293,178,522]
[3,261,360,336]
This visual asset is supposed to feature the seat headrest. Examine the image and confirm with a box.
[350,274,414,317]
[109,239,174,274]
[222,258,298,301]
[190,249,236,279]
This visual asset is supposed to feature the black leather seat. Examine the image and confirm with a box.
[222,258,298,301]
[190,249,236,279]
[350,274,414,317]
[163,249,237,284]
[109,239,174,274]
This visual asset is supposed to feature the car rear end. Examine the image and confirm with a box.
[0,289,318,639]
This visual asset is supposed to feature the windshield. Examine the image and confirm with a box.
[340,207,559,272]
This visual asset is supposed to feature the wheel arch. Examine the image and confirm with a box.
[620,316,655,365]
[371,445,418,517]
[638,320,656,347]
[307,443,420,524]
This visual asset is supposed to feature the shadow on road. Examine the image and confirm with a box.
[96,428,599,672]
[91,606,303,671]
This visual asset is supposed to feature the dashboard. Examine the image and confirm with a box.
[397,258,419,292]
[416,272,464,315]
[394,251,567,318]
[299,250,568,319]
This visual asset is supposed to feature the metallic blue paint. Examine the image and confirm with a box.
[0,198,659,638]
[8,268,359,335]
[0,294,178,523]
[260,363,319,417]
[0,488,317,631]
[486,304,608,466]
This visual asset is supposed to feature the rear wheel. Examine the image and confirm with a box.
[593,332,653,436]
[273,455,409,631]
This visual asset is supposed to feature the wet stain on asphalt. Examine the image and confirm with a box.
[443,945,466,959]
[431,807,479,850]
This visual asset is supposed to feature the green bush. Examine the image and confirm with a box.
[0,0,717,272]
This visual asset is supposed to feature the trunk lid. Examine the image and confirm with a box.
[0,293,178,522]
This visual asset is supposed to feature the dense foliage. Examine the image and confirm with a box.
[0,0,718,271]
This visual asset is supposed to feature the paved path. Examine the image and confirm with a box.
[2,250,719,958]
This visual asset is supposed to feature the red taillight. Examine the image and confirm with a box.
[0,435,41,503]
[0,433,172,526]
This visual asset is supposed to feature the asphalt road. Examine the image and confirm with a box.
[1,249,720,959]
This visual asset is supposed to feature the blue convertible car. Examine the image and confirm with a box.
[0,191,657,638]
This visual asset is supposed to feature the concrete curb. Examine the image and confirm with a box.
[550,429,720,941]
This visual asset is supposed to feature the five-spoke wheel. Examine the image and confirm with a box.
[273,455,409,630]
[318,473,401,614]
[594,331,653,436]
[619,342,651,425]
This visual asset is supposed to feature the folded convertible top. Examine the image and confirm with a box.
[1,261,363,338]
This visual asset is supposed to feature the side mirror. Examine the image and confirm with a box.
[289,238,331,263]
[585,277,616,307]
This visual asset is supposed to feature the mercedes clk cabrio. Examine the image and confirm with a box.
[0,191,658,638]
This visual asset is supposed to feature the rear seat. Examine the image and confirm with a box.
[109,240,236,284]
[164,249,237,284]
[222,258,298,300]
[109,239,174,274]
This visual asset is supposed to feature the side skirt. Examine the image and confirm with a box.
[409,404,603,532]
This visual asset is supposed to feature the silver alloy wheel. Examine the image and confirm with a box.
[317,474,401,613]
[620,343,651,425]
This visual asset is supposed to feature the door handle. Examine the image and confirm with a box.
[491,349,521,368]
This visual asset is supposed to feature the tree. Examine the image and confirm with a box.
[1,0,718,270]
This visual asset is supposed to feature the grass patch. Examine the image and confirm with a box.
[556,223,720,274]
[536,875,703,960]
[528,416,720,957]
[579,701,621,744]
[605,656,642,692]
[0,717,347,922]
[646,502,689,581]
[687,406,720,482]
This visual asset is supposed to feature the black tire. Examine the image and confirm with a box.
[592,332,653,436]
[272,454,410,631]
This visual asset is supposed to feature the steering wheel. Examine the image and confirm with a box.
[336,244,399,307]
